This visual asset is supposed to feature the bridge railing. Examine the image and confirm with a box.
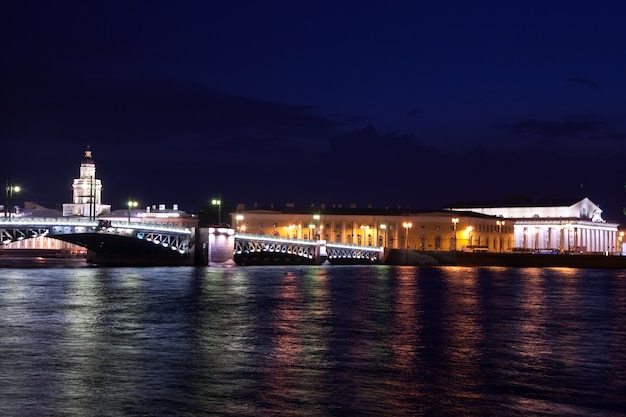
[0,217,98,225]
[0,217,192,234]
[235,232,384,252]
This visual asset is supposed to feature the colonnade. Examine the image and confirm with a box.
[514,222,619,253]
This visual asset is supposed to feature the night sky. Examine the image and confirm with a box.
[2,1,625,220]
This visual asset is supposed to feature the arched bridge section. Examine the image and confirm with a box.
[234,233,324,265]
[325,242,385,264]
[0,218,194,264]
[233,233,384,265]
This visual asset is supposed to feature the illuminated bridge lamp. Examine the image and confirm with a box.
[212,198,222,225]
[4,181,21,221]
[127,200,138,224]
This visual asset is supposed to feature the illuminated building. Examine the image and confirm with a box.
[230,203,515,252]
[98,203,198,229]
[62,147,111,217]
[446,197,621,254]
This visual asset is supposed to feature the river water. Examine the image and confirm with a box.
[1,262,625,416]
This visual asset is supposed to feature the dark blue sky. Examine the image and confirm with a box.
[2,1,625,220]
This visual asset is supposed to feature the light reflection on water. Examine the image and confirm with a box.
[1,265,625,416]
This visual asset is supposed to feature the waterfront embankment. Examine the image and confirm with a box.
[386,249,626,269]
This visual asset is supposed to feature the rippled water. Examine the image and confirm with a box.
[1,264,625,416]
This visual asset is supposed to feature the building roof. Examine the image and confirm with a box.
[446,195,586,209]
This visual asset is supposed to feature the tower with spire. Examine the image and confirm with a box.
[62,147,111,217]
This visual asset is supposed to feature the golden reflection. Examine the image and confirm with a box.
[440,267,483,401]
[517,269,550,360]
[382,267,423,412]
[390,268,420,368]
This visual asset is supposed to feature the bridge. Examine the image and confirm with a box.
[233,232,384,265]
[0,218,385,266]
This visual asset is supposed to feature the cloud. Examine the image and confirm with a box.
[568,76,600,89]
[0,67,338,147]
[502,118,603,139]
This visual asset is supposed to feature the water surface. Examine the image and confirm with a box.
[1,265,625,416]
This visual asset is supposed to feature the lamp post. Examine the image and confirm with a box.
[403,222,412,249]
[236,214,244,231]
[211,197,222,225]
[452,217,459,251]
[313,214,321,240]
[127,200,138,224]
[5,180,21,222]
[497,220,505,252]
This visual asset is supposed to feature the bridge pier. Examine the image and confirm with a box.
[197,226,236,266]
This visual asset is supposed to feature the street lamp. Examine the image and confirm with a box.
[451,217,459,251]
[236,214,244,231]
[313,214,321,240]
[5,180,21,221]
[211,197,222,225]
[403,222,412,249]
[497,220,505,252]
[127,200,138,224]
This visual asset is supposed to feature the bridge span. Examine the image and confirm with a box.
[1,219,385,266]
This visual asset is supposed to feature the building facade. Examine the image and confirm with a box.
[232,197,622,254]
[230,204,514,252]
